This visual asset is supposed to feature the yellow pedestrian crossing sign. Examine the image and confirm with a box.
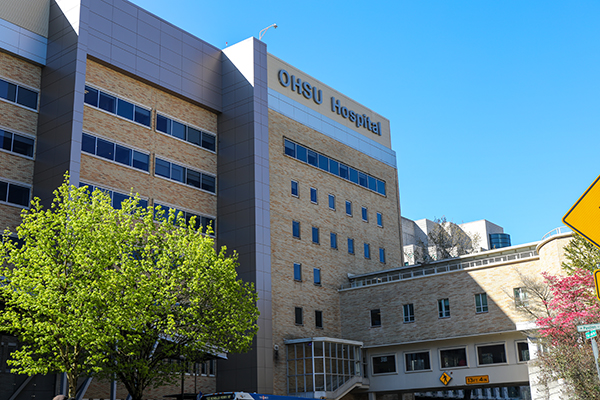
[440,372,451,385]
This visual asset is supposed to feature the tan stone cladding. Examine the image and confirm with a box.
[0,51,42,90]
[81,59,217,218]
[339,236,569,347]
[268,110,402,394]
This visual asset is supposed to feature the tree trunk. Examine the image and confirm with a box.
[67,371,78,399]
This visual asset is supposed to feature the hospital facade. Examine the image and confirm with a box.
[0,1,570,399]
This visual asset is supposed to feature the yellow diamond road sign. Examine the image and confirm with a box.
[440,372,451,386]
[563,174,600,249]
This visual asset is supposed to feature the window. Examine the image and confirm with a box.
[154,157,216,193]
[310,187,318,203]
[156,113,216,152]
[379,248,385,263]
[405,352,431,372]
[328,194,335,210]
[294,263,302,281]
[438,299,450,318]
[348,238,355,254]
[284,139,386,195]
[403,304,414,323]
[370,309,381,327]
[315,310,323,329]
[0,129,34,157]
[0,78,38,110]
[312,227,320,244]
[477,344,507,365]
[475,293,488,313]
[514,287,528,307]
[517,341,530,362]
[295,307,303,325]
[153,203,214,235]
[330,232,337,249]
[80,183,149,210]
[82,133,149,172]
[377,212,383,227]
[313,268,321,285]
[0,179,30,207]
[361,207,368,222]
[291,180,298,197]
[440,348,467,368]
[372,355,396,374]
[84,85,150,126]
[364,243,370,259]
[293,221,301,238]
[345,200,352,216]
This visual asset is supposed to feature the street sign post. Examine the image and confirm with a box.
[563,174,600,249]
[577,323,600,332]
[587,330,598,339]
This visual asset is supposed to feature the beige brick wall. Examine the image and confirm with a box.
[81,59,217,219]
[269,110,403,394]
[339,236,569,347]
[0,52,40,232]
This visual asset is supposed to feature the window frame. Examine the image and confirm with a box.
[328,194,335,210]
[291,180,299,197]
[376,212,383,227]
[310,187,318,204]
[516,341,530,363]
[0,178,31,208]
[348,238,355,255]
[292,220,301,239]
[330,232,338,249]
[371,354,397,375]
[155,111,217,153]
[294,307,303,325]
[315,310,323,329]
[438,298,450,318]
[403,303,414,323]
[0,76,39,111]
[514,287,528,307]
[82,132,150,173]
[313,268,321,286]
[361,206,368,222]
[404,351,432,373]
[293,263,302,282]
[84,84,151,128]
[379,247,386,263]
[0,127,35,159]
[154,157,216,194]
[364,243,371,259]
[475,293,489,313]
[476,342,508,366]
[439,347,468,369]
[345,200,352,216]
[370,309,381,327]
[312,226,320,244]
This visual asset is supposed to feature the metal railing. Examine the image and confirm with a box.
[341,249,538,290]
[541,226,572,241]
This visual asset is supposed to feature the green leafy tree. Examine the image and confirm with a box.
[0,179,259,400]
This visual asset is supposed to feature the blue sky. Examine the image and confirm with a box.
[131,0,600,246]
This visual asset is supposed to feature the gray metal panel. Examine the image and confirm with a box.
[217,37,272,394]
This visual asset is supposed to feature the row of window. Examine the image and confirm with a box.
[84,85,217,153]
[0,128,35,158]
[82,133,150,172]
[370,294,489,327]
[294,307,324,329]
[0,77,38,110]
[0,179,31,208]
[80,133,216,195]
[294,263,321,285]
[372,341,530,375]
[292,221,386,262]
[293,181,383,227]
[284,139,386,196]
[79,184,215,235]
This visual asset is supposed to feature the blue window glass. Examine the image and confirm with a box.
[349,168,359,184]
[377,212,383,227]
[362,207,368,222]
[314,268,321,285]
[138,199,148,208]
[339,164,349,179]
[379,248,386,263]
[132,151,149,171]
[328,194,335,210]
[293,221,300,238]
[84,86,98,107]
[0,181,7,201]
[115,144,132,166]
[318,154,328,171]
[329,160,339,176]
[291,180,298,196]
[156,114,170,134]
[310,187,317,203]
[296,145,307,162]
[202,174,216,193]
[358,172,368,187]
[348,238,354,254]
[96,138,115,160]
[171,164,185,182]
[202,132,216,151]
[134,106,151,126]
[186,169,201,188]
[112,192,129,209]
[368,176,377,191]
[98,92,116,113]
[284,139,295,157]
[307,150,318,167]
[312,227,319,244]
[172,120,186,140]
[377,180,386,196]
[364,243,371,259]
[188,127,201,146]
[0,129,12,150]
[330,232,337,249]
[12,134,34,157]
[81,133,96,154]
[346,201,352,216]
[0,79,17,102]
[155,158,171,178]
[117,99,134,120]
[294,263,302,281]
[17,87,38,109]
[6,183,30,206]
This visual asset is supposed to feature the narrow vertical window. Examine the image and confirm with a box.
[438,299,450,318]
[314,268,321,285]
[328,194,335,210]
[403,304,414,323]
[514,288,528,307]
[312,227,320,244]
[364,243,370,259]
[370,309,381,327]
[362,206,368,222]
[379,248,386,263]
[310,187,318,204]
[292,221,300,238]
[330,232,337,249]
[315,310,323,329]
[346,201,352,216]
[348,238,355,254]
[295,307,303,325]
[377,212,383,227]
[293,263,302,281]
[291,180,298,197]
[475,293,488,313]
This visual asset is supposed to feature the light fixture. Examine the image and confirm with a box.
[259,23,277,40]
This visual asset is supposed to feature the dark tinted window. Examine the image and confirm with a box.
[0,79,17,102]
[81,133,96,154]
[0,129,12,150]
[171,164,185,183]
[96,138,115,160]
[115,144,132,165]
[134,106,151,126]
[117,99,134,120]
[98,92,116,113]
[84,86,99,107]
[186,170,201,188]
[373,355,395,374]
[0,181,7,201]
[202,132,216,151]
[155,158,171,178]
[156,114,170,133]
[172,120,186,140]
[12,134,34,157]
[132,151,149,171]
[188,127,201,146]
[17,87,38,109]
[7,183,30,206]
[202,174,215,193]
[295,307,303,325]
[370,309,381,327]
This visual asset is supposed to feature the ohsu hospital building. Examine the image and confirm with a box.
[0,1,570,400]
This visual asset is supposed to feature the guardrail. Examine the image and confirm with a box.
[341,249,538,290]
[541,226,572,241]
